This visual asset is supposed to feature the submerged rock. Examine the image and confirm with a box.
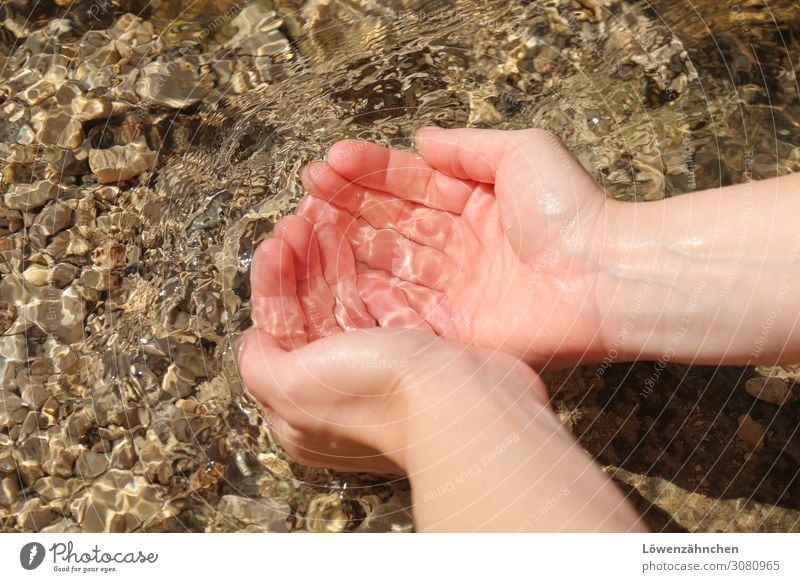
[135,59,211,109]
[3,180,60,211]
[89,140,157,183]
[216,495,292,532]
[72,470,168,533]
[745,376,798,407]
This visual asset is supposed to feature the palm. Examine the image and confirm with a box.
[296,129,611,365]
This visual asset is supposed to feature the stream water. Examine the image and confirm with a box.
[0,0,798,532]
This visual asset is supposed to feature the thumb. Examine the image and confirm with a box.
[495,129,606,262]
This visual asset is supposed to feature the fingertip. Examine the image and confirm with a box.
[237,327,288,404]
[274,214,313,240]
[252,236,296,299]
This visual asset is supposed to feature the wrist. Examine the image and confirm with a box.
[593,197,692,364]
[387,347,548,472]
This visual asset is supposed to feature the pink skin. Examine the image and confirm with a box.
[296,127,614,367]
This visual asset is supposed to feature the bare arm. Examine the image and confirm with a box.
[597,171,800,365]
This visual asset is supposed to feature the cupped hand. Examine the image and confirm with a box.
[237,214,549,474]
[296,127,616,366]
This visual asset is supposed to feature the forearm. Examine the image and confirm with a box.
[597,172,800,365]
[398,378,645,532]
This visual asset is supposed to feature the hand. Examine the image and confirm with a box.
[296,127,616,366]
[237,214,549,475]
[237,214,644,532]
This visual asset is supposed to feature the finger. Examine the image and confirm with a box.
[323,140,477,214]
[414,126,520,183]
[275,216,340,340]
[296,196,357,237]
[351,222,451,291]
[237,326,293,406]
[357,272,434,332]
[267,412,402,474]
[315,222,376,330]
[302,162,457,251]
[250,237,308,348]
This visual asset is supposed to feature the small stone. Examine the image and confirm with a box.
[35,109,84,148]
[40,518,81,533]
[306,493,352,533]
[135,59,211,109]
[0,393,26,429]
[218,495,292,532]
[21,384,50,409]
[0,475,20,507]
[43,447,75,478]
[75,450,108,479]
[0,301,16,333]
[72,96,112,122]
[89,140,157,183]
[3,180,59,211]
[73,470,165,533]
[79,267,117,291]
[19,78,56,106]
[22,263,50,286]
[162,363,195,398]
[737,414,765,449]
[33,200,73,236]
[33,476,78,501]
[50,262,79,287]
[16,457,45,487]
[17,498,58,530]
[109,438,136,470]
[15,124,35,145]
[745,377,798,407]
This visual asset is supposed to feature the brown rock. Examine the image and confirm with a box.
[75,450,108,479]
[0,475,19,507]
[3,180,59,211]
[745,377,798,407]
[21,384,50,409]
[737,414,765,449]
[16,498,57,531]
[89,140,157,183]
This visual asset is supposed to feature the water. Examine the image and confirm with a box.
[0,0,798,532]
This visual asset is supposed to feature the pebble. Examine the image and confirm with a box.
[745,376,798,407]
[217,495,292,532]
[18,78,56,106]
[109,438,137,470]
[0,301,17,333]
[3,180,59,211]
[73,470,165,533]
[305,493,354,533]
[33,108,84,148]
[16,497,57,530]
[75,450,109,479]
[0,393,26,429]
[135,59,211,109]
[89,140,157,183]
[22,263,50,286]
[0,476,20,507]
[32,200,73,237]
[736,414,765,449]
[21,384,50,409]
